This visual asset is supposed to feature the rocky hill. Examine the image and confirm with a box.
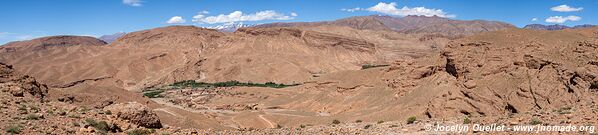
[111,26,225,49]
[0,35,106,52]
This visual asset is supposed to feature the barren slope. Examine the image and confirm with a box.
[0,25,441,91]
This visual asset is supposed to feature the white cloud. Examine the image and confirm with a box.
[531,18,538,21]
[166,16,186,24]
[123,0,143,7]
[192,10,295,24]
[362,2,455,18]
[291,12,298,17]
[550,5,583,12]
[341,7,362,12]
[198,10,209,14]
[545,16,581,23]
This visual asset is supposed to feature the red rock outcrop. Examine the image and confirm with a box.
[0,62,48,100]
[420,28,598,118]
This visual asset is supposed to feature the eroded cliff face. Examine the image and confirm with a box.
[406,28,598,118]
[236,27,376,53]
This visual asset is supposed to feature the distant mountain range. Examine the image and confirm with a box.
[255,15,516,38]
[95,17,597,45]
[523,24,596,30]
[94,15,516,42]
[98,32,126,43]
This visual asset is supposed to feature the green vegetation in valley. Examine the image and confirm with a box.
[142,80,300,98]
[170,80,300,89]
[361,64,389,70]
[143,90,165,98]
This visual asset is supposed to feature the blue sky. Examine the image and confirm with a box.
[1,0,597,44]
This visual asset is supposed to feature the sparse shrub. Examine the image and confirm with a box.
[47,109,54,115]
[364,124,372,129]
[529,118,542,125]
[377,120,384,124]
[407,116,417,124]
[84,118,96,124]
[556,107,573,114]
[332,119,341,124]
[355,120,362,123]
[79,107,91,113]
[6,124,22,134]
[25,113,41,120]
[17,105,27,111]
[30,106,40,113]
[276,124,283,128]
[57,110,67,116]
[463,117,471,124]
[105,110,112,115]
[72,122,80,127]
[389,125,399,128]
[85,118,110,133]
[68,114,81,118]
[300,124,306,128]
[128,129,152,135]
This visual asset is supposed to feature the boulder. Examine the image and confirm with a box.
[104,102,162,128]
